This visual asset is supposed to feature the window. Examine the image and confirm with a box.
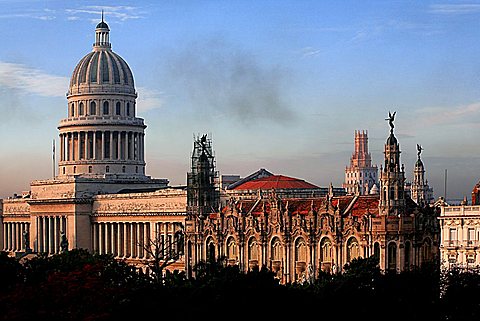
[63,167,65,174]
[73,166,76,174]
[468,228,475,244]
[388,243,397,272]
[347,237,359,262]
[135,166,138,173]
[449,228,457,240]
[103,101,109,115]
[122,166,126,173]
[116,102,121,115]
[79,102,84,116]
[70,103,75,117]
[88,166,92,173]
[126,102,130,116]
[106,166,110,173]
[90,101,96,115]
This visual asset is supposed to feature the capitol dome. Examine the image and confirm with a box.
[58,18,147,179]
[68,19,135,96]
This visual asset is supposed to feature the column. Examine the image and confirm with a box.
[98,223,103,255]
[53,216,58,253]
[111,223,116,256]
[84,131,89,160]
[93,223,98,253]
[117,132,121,160]
[60,134,64,162]
[101,131,105,160]
[92,131,97,160]
[123,223,128,258]
[2,224,6,251]
[109,131,113,160]
[49,217,55,254]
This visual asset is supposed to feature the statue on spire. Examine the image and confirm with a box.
[385,111,396,133]
[417,144,423,158]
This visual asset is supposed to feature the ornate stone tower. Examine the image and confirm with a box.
[411,144,433,205]
[58,17,147,178]
[379,111,406,216]
[343,130,378,195]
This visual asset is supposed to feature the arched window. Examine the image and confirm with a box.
[248,237,259,270]
[126,102,130,116]
[90,101,96,115]
[347,237,360,262]
[208,242,215,263]
[79,102,84,116]
[320,237,333,272]
[116,102,121,115]
[373,242,380,262]
[388,242,397,272]
[405,241,411,270]
[295,237,307,281]
[270,237,282,277]
[174,230,184,256]
[226,237,237,262]
[320,238,332,262]
[421,238,432,265]
[103,101,109,115]
[70,103,75,117]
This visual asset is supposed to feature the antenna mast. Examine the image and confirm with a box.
[52,139,56,179]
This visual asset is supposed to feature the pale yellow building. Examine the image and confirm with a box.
[439,201,480,269]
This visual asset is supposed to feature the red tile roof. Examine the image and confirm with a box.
[231,175,320,190]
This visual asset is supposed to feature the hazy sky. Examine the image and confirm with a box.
[0,0,479,201]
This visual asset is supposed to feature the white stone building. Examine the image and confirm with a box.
[439,202,480,269]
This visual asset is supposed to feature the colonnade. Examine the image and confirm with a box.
[2,222,29,252]
[36,216,67,254]
[92,221,183,259]
[59,131,144,162]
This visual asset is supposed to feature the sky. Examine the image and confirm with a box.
[0,0,479,202]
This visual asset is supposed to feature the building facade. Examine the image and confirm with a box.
[439,182,480,270]
[186,115,440,283]
[0,20,186,272]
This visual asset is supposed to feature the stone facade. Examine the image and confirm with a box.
[439,202,480,270]
[185,116,440,283]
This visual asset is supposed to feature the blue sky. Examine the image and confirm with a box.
[0,0,479,201]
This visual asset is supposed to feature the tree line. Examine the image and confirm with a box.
[0,249,479,321]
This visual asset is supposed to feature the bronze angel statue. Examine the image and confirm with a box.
[385,111,396,132]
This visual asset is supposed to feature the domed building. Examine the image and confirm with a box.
[59,19,147,179]
[0,20,186,271]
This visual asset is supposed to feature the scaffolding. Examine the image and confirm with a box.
[187,133,219,218]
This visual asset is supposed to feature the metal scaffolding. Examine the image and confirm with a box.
[187,133,219,218]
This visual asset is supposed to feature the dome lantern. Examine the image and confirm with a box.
[94,11,111,49]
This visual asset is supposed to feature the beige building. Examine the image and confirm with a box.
[0,19,186,272]
[439,199,480,270]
